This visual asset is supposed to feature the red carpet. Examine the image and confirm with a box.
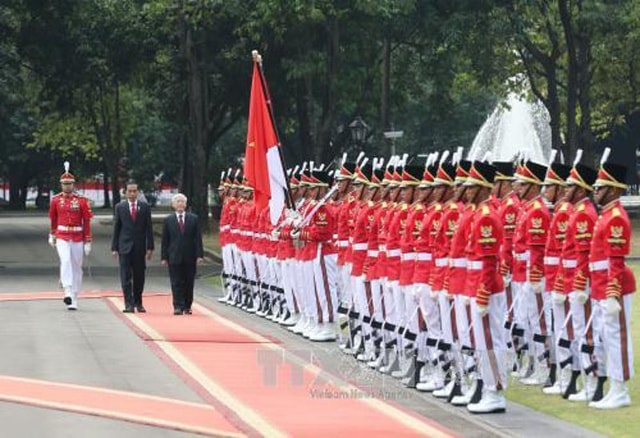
[113,295,457,437]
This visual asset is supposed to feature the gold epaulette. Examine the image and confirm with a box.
[482,205,490,215]
[533,200,542,209]
[612,207,621,217]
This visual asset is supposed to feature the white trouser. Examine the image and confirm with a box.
[471,292,509,391]
[568,291,588,371]
[403,285,420,336]
[313,251,338,323]
[370,279,384,322]
[602,295,634,381]
[340,264,353,306]
[590,299,607,377]
[437,292,454,345]
[552,298,572,368]
[417,283,441,363]
[454,294,472,349]
[56,239,84,301]
[280,259,298,314]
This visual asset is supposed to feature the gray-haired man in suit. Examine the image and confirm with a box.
[161,193,204,315]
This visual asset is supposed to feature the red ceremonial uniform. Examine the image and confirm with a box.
[589,199,636,300]
[498,192,520,277]
[49,192,93,242]
[399,203,426,286]
[467,201,504,306]
[412,202,441,284]
[386,203,409,282]
[430,200,461,292]
[513,195,549,284]
[545,200,572,292]
[557,198,597,294]
[449,204,476,296]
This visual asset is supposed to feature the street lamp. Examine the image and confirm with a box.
[349,116,370,151]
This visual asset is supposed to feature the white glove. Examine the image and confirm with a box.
[574,290,589,305]
[503,274,512,288]
[604,297,622,315]
[429,287,439,299]
[271,229,280,239]
[48,234,56,247]
[290,229,301,239]
[476,303,489,317]
[292,218,302,228]
[462,295,471,306]
[551,291,566,304]
[84,242,92,256]
[532,282,543,294]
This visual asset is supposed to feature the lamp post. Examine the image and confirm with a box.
[348,116,370,153]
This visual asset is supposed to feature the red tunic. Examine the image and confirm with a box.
[412,202,442,284]
[399,203,426,286]
[545,201,572,292]
[49,192,93,242]
[466,200,504,305]
[430,201,461,291]
[589,199,636,300]
[449,204,475,295]
[499,192,521,278]
[558,198,597,294]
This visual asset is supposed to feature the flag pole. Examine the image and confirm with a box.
[251,50,295,210]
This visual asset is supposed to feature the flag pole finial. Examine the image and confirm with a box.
[252,50,262,64]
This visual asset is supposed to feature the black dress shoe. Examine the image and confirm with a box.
[136,306,146,313]
[173,309,183,315]
[184,309,192,315]
[123,307,135,313]
[63,297,72,305]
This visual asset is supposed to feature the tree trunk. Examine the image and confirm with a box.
[559,0,579,163]
[182,10,209,231]
[381,37,391,156]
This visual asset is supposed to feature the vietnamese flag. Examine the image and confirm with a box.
[243,61,288,225]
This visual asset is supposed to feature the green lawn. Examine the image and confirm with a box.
[506,261,640,437]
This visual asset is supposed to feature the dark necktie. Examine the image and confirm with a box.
[131,203,137,221]
[178,214,184,232]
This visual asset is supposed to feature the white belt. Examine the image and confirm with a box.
[230,229,240,234]
[332,234,338,240]
[515,252,530,261]
[416,253,432,261]
[57,225,83,232]
[379,244,386,252]
[450,258,467,268]
[388,249,401,257]
[337,240,349,248]
[353,243,368,251]
[562,259,577,268]
[220,225,230,231]
[367,250,379,257]
[544,256,560,266]
[589,260,609,272]
[435,258,449,267]
[402,253,417,261]
[468,261,483,270]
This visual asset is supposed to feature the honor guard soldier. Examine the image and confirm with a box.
[588,148,635,409]
[558,151,601,401]
[49,161,93,310]
[511,159,549,380]
[540,155,573,394]
[462,161,508,414]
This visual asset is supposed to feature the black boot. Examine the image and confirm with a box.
[544,363,557,388]
[469,379,484,404]
[592,376,607,402]
[562,370,580,399]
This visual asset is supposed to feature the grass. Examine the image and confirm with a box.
[505,261,640,437]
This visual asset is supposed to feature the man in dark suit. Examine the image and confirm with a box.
[111,182,154,313]
[161,193,204,315]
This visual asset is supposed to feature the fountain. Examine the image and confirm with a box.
[466,93,552,164]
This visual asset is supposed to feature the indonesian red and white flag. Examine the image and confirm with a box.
[243,62,288,225]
